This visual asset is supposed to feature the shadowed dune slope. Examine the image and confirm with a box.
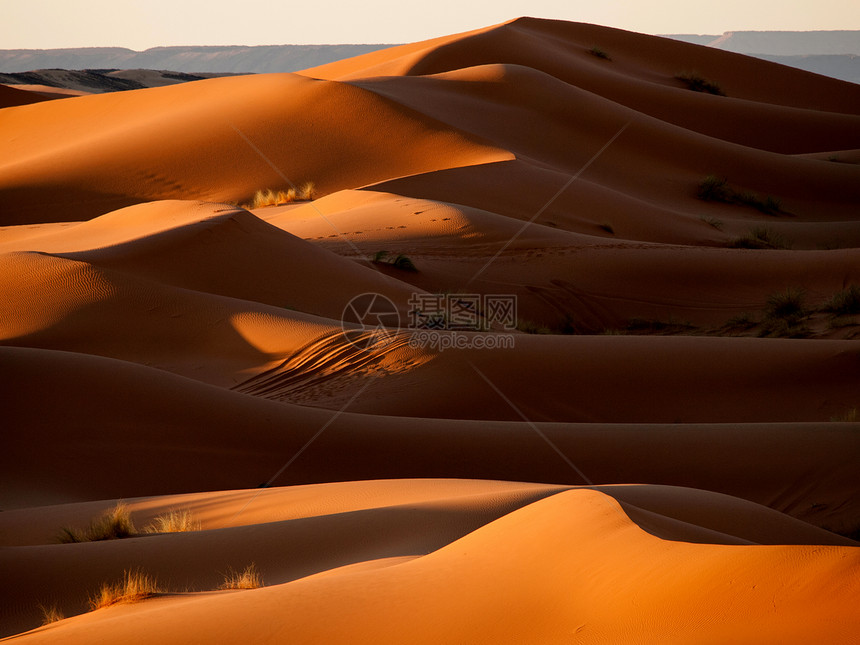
[0,83,51,108]
[3,346,858,541]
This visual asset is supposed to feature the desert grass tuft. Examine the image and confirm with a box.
[758,287,810,337]
[734,190,781,214]
[728,227,790,250]
[144,509,201,534]
[89,570,162,611]
[697,175,731,202]
[675,72,725,96]
[699,215,724,230]
[824,285,860,316]
[517,319,551,335]
[765,287,806,320]
[38,604,64,626]
[219,564,263,590]
[831,408,858,422]
[624,317,696,335]
[723,312,757,331]
[60,503,136,543]
[597,222,615,234]
[587,46,611,60]
[696,176,781,213]
[247,182,315,208]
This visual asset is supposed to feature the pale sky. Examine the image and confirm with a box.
[3,0,859,50]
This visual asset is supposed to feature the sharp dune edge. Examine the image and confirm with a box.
[0,17,858,643]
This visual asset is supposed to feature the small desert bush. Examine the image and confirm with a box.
[89,570,162,610]
[828,315,857,329]
[248,182,315,208]
[675,72,725,96]
[764,195,782,213]
[60,503,136,543]
[219,564,263,590]
[588,47,611,60]
[38,604,64,626]
[824,285,860,316]
[371,250,417,272]
[758,318,810,338]
[764,288,806,321]
[697,175,731,202]
[759,288,810,337]
[723,312,757,331]
[700,215,724,230]
[697,176,781,213]
[391,254,417,271]
[728,227,790,250]
[144,509,201,534]
[735,190,781,214]
[598,222,615,234]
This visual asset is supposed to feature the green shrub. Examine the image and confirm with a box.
[588,47,611,60]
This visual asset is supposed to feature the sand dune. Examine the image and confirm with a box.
[0,83,50,108]
[1,15,858,644]
[3,486,857,642]
[3,347,858,541]
[0,72,508,224]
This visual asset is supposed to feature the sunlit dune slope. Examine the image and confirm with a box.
[0,72,509,224]
[4,487,857,644]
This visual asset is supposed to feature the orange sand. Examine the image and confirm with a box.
[1,17,858,643]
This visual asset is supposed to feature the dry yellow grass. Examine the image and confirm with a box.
[144,509,201,534]
[60,502,136,543]
[248,182,315,208]
[831,408,858,422]
[89,570,162,610]
[219,563,263,590]
[38,604,64,626]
